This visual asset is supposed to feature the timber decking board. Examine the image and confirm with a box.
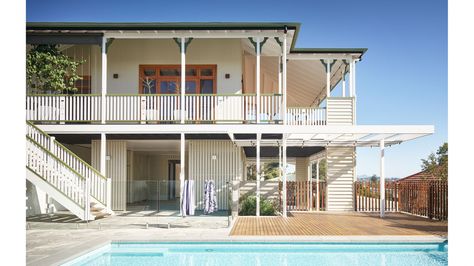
[230,212,447,236]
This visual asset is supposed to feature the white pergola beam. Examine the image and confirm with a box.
[37,124,434,135]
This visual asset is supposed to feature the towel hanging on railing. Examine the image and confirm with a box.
[204,180,218,214]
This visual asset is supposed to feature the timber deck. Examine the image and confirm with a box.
[230,212,447,236]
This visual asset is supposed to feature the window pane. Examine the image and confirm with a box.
[160,68,180,76]
[142,78,156,94]
[143,68,156,76]
[200,68,213,76]
[186,69,197,76]
[200,80,214,94]
[185,81,197,93]
[160,81,178,94]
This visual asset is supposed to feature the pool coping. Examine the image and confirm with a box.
[51,235,448,266]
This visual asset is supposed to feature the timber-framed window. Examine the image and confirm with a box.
[139,65,217,94]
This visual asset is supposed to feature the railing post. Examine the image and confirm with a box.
[140,95,146,124]
[106,178,112,214]
[59,96,65,124]
[84,177,91,220]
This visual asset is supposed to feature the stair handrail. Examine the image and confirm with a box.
[26,121,106,180]
[26,135,85,179]
[26,121,109,207]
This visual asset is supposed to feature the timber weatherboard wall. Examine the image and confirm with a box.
[326,146,355,211]
[326,97,354,125]
[239,181,279,201]
[107,39,243,94]
[188,140,243,210]
[92,140,127,211]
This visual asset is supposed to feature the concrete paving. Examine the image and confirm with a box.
[26,211,447,266]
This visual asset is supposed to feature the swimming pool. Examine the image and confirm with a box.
[63,241,448,266]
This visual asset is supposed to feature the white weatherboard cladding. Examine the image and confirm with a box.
[239,181,280,201]
[326,97,354,125]
[326,146,355,211]
[188,140,243,210]
[106,39,243,94]
[295,157,309,181]
[92,140,127,211]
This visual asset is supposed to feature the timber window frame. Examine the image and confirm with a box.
[138,64,217,94]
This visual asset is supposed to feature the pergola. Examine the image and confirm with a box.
[39,123,434,218]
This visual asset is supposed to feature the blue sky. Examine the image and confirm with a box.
[26,0,447,178]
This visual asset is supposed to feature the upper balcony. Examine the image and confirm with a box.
[26,23,365,127]
[26,93,333,125]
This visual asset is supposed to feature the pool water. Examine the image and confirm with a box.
[64,241,448,266]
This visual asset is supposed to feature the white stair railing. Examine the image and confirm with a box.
[26,136,90,220]
[26,122,109,208]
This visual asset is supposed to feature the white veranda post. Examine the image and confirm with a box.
[100,133,111,212]
[307,162,312,210]
[180,133,185,216]
[256,38,261,123]
[180,37,186,123]
[316,159,320,211]
[380,139,385,218]
[101,37,107,124]
[282,36,287,125]
[282,134,287,217]
[326,60,331,98]
[256,133,261,216]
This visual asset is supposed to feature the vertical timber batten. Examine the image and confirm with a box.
[187,140,243,211]
[92,140,126,211]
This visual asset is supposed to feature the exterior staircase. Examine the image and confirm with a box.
[26,121,111,221]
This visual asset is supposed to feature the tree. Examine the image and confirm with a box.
[311,159,327,181]
[370,174,378,182]
[246,162,281,181]
[421,142,448,180]
[26,44,83,94]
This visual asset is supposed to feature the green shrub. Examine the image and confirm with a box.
[239,195,277,216]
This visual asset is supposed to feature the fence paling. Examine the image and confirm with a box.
[279,181,327,212]
[355,180,447,220]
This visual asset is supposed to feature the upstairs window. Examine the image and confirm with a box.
[139,65,216,94]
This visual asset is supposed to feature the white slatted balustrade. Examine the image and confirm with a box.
[26,95,101,122]
[26,136,89,219]
[26,122,109,206]
[287,107,326,125]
